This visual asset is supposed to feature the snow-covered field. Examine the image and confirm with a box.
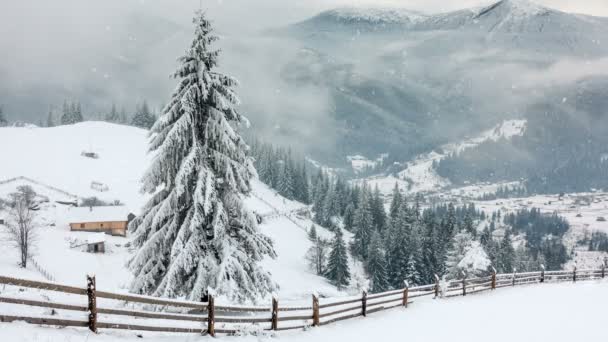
[0,122,360,303]
[0,122,151,210]
[2,280,606,341]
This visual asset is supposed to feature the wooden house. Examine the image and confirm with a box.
[68,206,132,237]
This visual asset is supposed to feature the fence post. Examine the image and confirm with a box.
[602,264,605,279]
[512,268,517,287]
[434,274,440,298]
[312,293,320,327]
[361,291,367,317]
[207,293,215,337]
[271,296,279,331]
[86,275,97,333]
[491,267,497,290]
[462,274,467,296]
[573,266,577,283]
[540,264,545,283]
[403,280,409,307]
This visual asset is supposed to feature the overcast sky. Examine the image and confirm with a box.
[3,0,607,37]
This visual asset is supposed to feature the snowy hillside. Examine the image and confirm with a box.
[0,122,359,302]
[0,122,151,210]
[357,120,526,196]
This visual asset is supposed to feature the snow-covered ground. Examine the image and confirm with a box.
[0,122,360,304]
[2,280,606,341]
[0,122,151,211]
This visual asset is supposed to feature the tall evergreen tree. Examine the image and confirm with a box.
[352,187,373,259]
[343,203,355,231]
[366,231,389,293]
[326,229,351,290]
[389,182,402,220]
[498,229,516,273]
[128,12,276,303]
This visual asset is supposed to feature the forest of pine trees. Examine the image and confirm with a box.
[249,140,311,204]
[251,139,572,293]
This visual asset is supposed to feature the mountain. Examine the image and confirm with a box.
[3,0,608,178]
[269,0,608,166]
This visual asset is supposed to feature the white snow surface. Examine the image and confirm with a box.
[1,280,607,341]
[0,122,151,211]
[0,122,358,304]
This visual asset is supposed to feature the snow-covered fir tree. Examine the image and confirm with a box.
[497,228,516,273]
[366,231,389,293]
[128,12,276,303]
[326,229,350,290]
[352,187,373,259]
[389,182,402,220]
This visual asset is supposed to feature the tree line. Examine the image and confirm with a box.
[251,140,573,293]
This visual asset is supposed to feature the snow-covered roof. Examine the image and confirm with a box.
[67,206,131,223]
[87,233,106,244]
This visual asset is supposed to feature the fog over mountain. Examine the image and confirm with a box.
[1,0,607,169]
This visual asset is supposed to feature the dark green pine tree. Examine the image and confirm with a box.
[370,185,386,232]
[343,203,355,231]
[326,229,351,290]
[389,182,402,220]
[498,229,516,273]
[462,211,476,238]
[386,203,412,288]
[366,231,389,293]
[352,187,373,259]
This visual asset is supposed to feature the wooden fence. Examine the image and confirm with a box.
[0,266,605,336]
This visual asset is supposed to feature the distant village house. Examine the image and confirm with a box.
[68,206,134,237]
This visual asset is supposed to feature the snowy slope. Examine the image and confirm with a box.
[357,120,526,196]
[0,122,357,302]
[2,280,607,341]
[0,122,151,211]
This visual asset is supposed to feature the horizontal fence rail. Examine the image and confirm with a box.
[0,265,605,336]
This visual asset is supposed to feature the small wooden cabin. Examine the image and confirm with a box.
[68,206,132,237]
[86,233,106,253]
